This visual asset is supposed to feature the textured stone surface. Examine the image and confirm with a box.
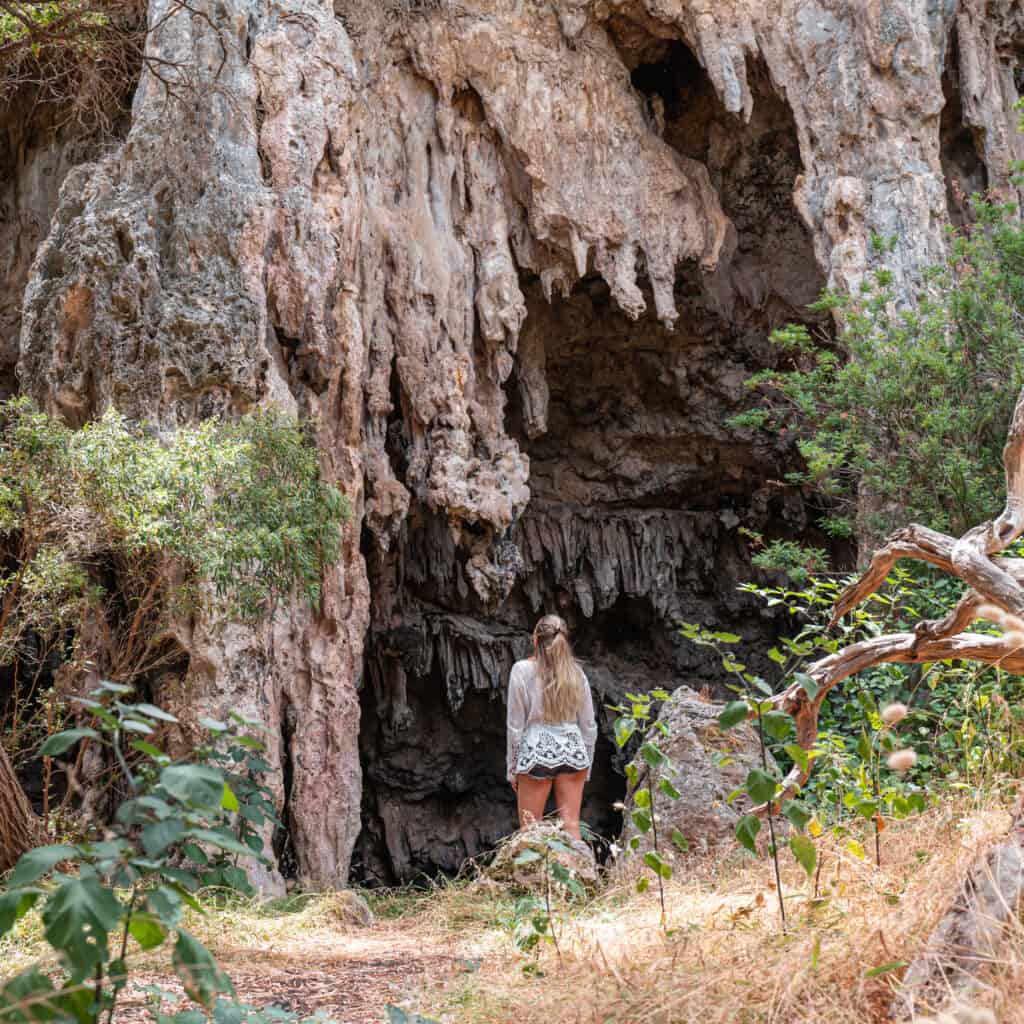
[7,0,1023,884]
[0,96,116,398]
[619,686,775,855]
[486,821,599,892]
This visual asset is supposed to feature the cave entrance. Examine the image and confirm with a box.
[354,19,828,885]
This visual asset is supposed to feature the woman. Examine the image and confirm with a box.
[506,614,597,840]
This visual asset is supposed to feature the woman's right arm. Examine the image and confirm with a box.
[507,663,527,785]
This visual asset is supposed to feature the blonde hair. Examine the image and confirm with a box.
[534,614,584,722]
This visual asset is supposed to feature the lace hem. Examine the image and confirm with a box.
[514,724,589,775]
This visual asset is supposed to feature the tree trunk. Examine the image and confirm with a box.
[0,741,39,873]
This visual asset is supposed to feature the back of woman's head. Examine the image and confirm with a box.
[533,614,583,722]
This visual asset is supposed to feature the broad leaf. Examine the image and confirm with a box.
[131,740,170,763]
[9,845,79,888]
[631,809,652,834]
[141,818,186,859]
[41,876,123,981]
[120,719,155,734]
[38,729,99,758]
[640,743,668,769]
[220,784,239,812]
[782,799,813,832]
[846,838,866,860]
[128,913,167,950]
[761,711,793,741]
[131,703,179,723]
[793,672,819,700]
[784,743,810,772]
[633,788,651,809]
[789,834,817,877]
[718,701,749,730]
[744,768,778,805]
[643,851,672,880]
[0,890,42,938]
[172,931,233,1006]
[735,814,761,854]
[514,849,541,866]
[613,717,637,749]
[670,829,689,852]
[147,886,184,928]
[658,778,681,800]
[160,765,224,808]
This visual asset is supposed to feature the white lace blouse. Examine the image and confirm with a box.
[506,658,598,781]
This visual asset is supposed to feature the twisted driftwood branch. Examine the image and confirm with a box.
[741,384,1024,1016]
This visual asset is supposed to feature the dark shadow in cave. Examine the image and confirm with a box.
[940,35,988,227]
[272,695,298,880]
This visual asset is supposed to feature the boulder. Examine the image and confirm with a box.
[322,889,376,928]
[619,686,778,856]
[486,821,599,892]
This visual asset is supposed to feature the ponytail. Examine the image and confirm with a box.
[534,614,584,722]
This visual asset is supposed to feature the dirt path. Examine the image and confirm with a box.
[115,922,457,1024]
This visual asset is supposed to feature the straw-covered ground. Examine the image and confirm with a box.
[3,794,1023,1024]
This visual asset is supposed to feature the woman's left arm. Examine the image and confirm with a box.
[577,669,598,780]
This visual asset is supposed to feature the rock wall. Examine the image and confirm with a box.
[7,0,1023,886]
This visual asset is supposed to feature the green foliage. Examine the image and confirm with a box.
[0,399,347,651]
[0,399,348,790]
[686,566,1024,876]
[741,531,830,584]
[731,200,1024,540]
[503,831,589,963]
[608,689,683,929]
[0,685,286,1023]
[681,622,824,929]
[0,3,98,46]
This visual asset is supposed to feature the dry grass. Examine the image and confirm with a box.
[405,795,1024,1024]
[5,794,1024,1023]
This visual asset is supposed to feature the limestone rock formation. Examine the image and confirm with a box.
[619,686,774,855]
[3,0,1022,886]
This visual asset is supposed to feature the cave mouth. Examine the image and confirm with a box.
[353,21,827,885]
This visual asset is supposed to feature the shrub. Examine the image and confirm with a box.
[732,202,1024,542]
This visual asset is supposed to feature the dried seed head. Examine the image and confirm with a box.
[887,748,917,772]
[881,702,908,726]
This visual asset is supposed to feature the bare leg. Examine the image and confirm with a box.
[552,770,587,840]
[516,774,552,829]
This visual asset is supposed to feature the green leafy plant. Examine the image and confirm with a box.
[679,625,817,930]
[0,684,277,1023]
[608,690,686,929]
[730,200,1024,542]
[506,830,588,963]
[0,398,348,869]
